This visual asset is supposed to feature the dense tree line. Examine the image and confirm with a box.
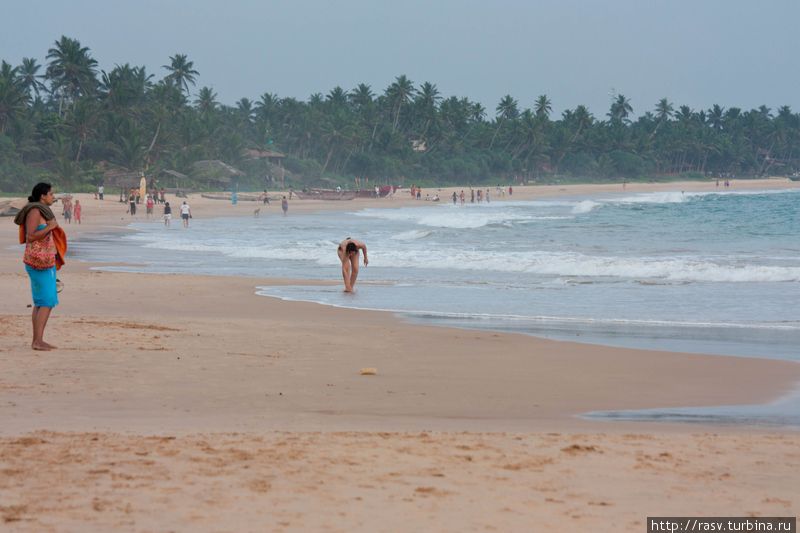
[2,36,799,192]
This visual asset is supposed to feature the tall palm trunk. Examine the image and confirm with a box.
[146,122,161,156]
[489,120,503,150]
[320,145,335,175]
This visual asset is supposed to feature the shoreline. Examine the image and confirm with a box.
[2,180,799,530]
[2,179,800,434]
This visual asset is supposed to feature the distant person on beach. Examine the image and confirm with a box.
[73,200,82,224]
[146,195,154,218]
[98,184,104,200]
[62,198,72,224]
[281,196,288,216]
[15,182,62,351]
[163,202,172,226]
[337,238,368,292]
[460,190,465,205]
[128,193,136,216]
[262,190,270,205]
[452,191,457,205]
[180,201,191,227]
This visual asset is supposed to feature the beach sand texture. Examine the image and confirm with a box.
[1,179,798,531]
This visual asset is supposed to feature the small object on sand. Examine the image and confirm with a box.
[360,367,377,375]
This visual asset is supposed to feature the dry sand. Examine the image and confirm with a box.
[1,179,798,531]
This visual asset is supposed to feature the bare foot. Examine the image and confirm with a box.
[343,288,353,293]
[32,342,51,351]
[42,341,58,349]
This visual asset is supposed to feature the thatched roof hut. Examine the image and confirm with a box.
[101,166,142,189]
[190,160,244,187]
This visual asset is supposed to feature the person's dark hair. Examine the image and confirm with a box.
[345,242,358,254]
[28,182,52,203]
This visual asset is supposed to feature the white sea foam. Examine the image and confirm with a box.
[612,191,693,204]
[126,229,800,283]
[572,200,600,213]
[392,229,433,241]
[365,249,800,282]
[354,206,540,229]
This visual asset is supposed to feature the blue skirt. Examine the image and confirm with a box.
[25,265,58,308]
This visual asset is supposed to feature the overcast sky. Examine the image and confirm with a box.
[3,0,799,119]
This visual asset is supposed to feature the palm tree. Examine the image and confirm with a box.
[553,105,594,169]
[415,81,441,139]
[534,94,552,120]
[326,86,349,109]
[99,64,153,116]
[45,36,99,115]
[255,92,279,122]
[608,94,633,124]
[163,54,199,96]
[65,98,98,162]
[349,83,374,108]
[708,104,725,131]
[18,58,46,98]
[675,105,693,123]
[649,97,674,140]
[490,94,518,149]
[655,98,674,122]
[236,98,254,123]
[385,75,415,133]
[195,86,218,115]
[0,61,29,134]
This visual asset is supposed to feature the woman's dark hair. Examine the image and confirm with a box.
[28,182,52,203]
[346,242,358,254]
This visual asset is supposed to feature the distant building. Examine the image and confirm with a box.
[411,139,427,152]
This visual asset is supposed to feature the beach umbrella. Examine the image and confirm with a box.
[139,176,147,199]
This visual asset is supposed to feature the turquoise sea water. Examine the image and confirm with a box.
[72,188,800,426]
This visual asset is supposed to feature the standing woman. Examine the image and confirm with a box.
[14,183,62,351]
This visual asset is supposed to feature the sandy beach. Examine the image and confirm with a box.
[1,179,798,531]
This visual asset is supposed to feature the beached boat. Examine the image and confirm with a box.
[0,200,21,217]
[201,193,262,201]
[292,189,357,200]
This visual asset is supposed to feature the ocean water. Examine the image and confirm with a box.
[72,188,800,426]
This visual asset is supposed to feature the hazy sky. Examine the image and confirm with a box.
[3,0,799,119]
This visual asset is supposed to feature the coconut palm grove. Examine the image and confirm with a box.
[1,36,799,192]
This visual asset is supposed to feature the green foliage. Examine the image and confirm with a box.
[2,36,800,193]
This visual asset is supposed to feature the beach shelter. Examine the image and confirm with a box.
[139,176,147,199]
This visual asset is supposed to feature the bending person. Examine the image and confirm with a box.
[337,238,368,292]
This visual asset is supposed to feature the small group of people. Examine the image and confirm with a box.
[161,201,191,227]
[60,195,81,224]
